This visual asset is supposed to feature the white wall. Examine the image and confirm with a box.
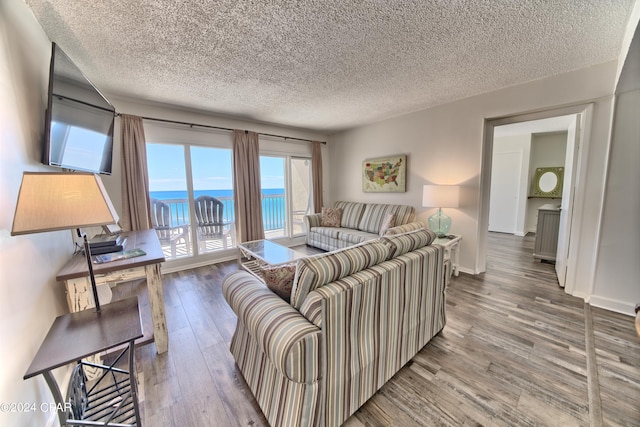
[0,1,73,426]
[591,89,640,312]
[329,62,617,281]
[591,19,640,313]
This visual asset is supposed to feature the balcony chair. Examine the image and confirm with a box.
[150,198,189,258]
[193,195,235,252]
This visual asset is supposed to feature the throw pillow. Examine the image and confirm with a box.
[379,213,396,236]
[321,207,342,227]
[261,263,297,302]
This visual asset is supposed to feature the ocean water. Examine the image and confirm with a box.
[149,188,284,200]
[149,188,286,229]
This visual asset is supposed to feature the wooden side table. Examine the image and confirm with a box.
[434,234,462,277]
[24,297,143,427]
[56,229,167,354]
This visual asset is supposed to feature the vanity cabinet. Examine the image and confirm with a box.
[534,205,561,262]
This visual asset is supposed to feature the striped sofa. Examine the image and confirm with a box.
[223,228,447,427]
[304,201,425,251]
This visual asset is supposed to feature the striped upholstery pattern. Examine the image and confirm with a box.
[223,272,322,383]
[307,226,341,239]
[304,213,322,230]
[357,203,416,234]
[230,322,322,426]
[380,228,437,258]
[314,245,445,426]
[290,240,390,309]
[334,201,366,229]
[305,230,357,252]
[383,221,425,236]
[305,202,420,251]
[224,235,446,427]
[335,228,379,245]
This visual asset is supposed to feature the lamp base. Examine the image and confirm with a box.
[428,208,452,238]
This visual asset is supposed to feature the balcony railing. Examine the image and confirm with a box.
[157,194,287,232]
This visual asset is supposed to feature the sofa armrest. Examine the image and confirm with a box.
[304,213,322,230]
[383,221,425,236]
[223,271,321,383]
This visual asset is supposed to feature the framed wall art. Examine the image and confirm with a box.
[531,166,564,198]
[362,155,407,193]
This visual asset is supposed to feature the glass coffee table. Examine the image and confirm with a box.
[237,239,307,280]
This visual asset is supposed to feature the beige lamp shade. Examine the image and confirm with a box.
[11,172,119,235]
[422,185,460,208]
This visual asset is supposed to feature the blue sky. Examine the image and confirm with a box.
[147,143,284,191]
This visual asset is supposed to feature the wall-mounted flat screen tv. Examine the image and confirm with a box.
[42,42,115,175]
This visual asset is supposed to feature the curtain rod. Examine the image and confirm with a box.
[118,113,326,144]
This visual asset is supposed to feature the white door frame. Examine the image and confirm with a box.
[478,103,594,296]
[555,116,580,287]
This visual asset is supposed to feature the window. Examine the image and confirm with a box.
[145,124,314,260]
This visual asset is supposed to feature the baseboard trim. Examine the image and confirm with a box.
[588,295,637,316]
[457,266,475,275]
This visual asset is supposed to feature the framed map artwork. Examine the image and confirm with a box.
[362,155,407,193]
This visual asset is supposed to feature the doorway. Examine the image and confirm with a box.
[478,104,593,295]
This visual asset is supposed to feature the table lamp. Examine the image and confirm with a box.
[422,185,460,237]
[11,172,119,312]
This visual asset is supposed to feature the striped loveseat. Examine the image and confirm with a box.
[304,201,425,251]
[223,228,446,427]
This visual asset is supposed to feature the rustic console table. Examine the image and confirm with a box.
[56,229,167,354]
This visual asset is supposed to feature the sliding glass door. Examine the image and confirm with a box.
[259,155,312,239]
[290,158,312,236]
[190,146,235,254]
[147,143,192,259]
[147,142,235,259]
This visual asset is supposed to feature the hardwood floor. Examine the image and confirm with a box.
[131,233,639,426]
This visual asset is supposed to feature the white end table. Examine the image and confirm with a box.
[434,234,462,277]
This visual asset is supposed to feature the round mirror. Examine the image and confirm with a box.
[538,171,557,192]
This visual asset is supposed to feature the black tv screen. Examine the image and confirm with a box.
[42,43,115,174]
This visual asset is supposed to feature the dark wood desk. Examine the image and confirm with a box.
[24,297,143,427]
[57,229,168,354]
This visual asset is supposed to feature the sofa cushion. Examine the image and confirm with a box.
[337,229,379,245]
[310,226,341,239]
[357,204,415,234]
[290,240,390,309]
[380,228,436,258]
[261,263,297,302]
[321,207,342,227]
[334,201,366,229]
[379,213,396,236]
[392,204,416,225]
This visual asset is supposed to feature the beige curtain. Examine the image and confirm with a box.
[120,114,152,231]
[312,141,324,213]
[233,130,264,242]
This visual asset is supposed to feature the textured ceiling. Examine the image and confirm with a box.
[25,0,637,133]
